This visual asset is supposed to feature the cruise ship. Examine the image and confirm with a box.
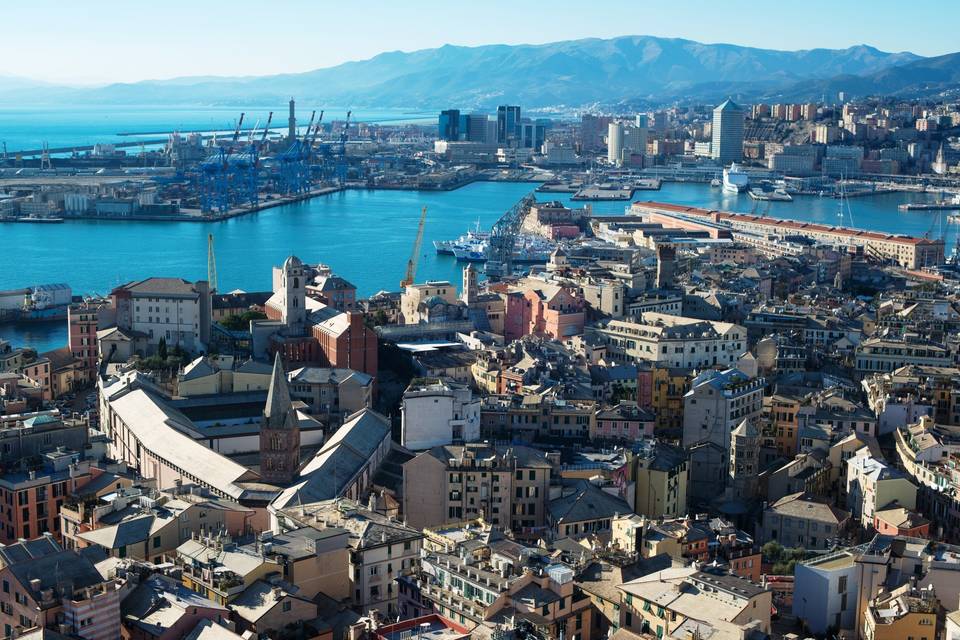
[722,163,750,194]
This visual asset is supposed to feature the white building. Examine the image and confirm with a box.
[112,277,212,354]
[793,549,860,635]
[682,368,764,451]
[592,312,747,369]
[401,378,480,450]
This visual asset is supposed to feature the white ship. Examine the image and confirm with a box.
[433,221,490,255]
[448,234,555,263]
[722,163,750,194]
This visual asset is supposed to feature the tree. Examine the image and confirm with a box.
[157,337,168,360]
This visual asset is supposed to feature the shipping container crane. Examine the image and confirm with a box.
[400,206,428,289]
[260,112,273,144]
[335,110,351,184]
[232,113,245,144]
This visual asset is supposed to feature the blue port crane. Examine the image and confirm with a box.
[335,110,351,185]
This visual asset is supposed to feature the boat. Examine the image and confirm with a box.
[722,163,749,194]
[5,214,65,223]
[748,181,793,202]
[433,221,489,255]
[710,178,722,188]
[449,233,555,263]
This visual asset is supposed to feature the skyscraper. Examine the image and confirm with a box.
[607,121,624,164]
[496,105,521,145]
[711,99,745,164]
[438,109,462,141]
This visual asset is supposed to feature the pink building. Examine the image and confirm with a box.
[0,536,119,640]
[593,402,655,442]
[503,282,585,342]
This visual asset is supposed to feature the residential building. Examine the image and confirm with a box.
[619,567,770,638]
[400,378,480,451]
[111,277,212,355]
[760,492,849,551]
[0,536,120,640]
[402,443,552,534]
[272,498,423,617]
[846,448,918,529]
[592,313,746,369]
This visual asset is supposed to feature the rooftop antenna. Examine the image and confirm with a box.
[207,234,218,293]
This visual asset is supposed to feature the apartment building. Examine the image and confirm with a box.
[619,567,771,638]
[111,277,212,354]
[592,313,746,369]
[0,536,120,640]
[273,499,423,617]
[846,448,918,529]
[855,337,951,375]
[400,378,480,450]
[760,492,850,551]
[402,443,553,535]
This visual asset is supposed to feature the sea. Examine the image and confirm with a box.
[0,105,436,152]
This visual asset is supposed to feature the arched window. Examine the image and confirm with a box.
[293,277,300,289]
[271,434,284,450]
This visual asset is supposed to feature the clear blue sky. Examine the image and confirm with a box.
[3,0,956,84]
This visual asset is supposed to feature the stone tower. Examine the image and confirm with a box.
[461,263,477,305]
[258,353,301,485]
[656,245,676,289]
[728,419,759,501]
[277,255,306,336]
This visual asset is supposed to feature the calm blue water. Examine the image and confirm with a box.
[0,180,951,353]
[0,105,434,152]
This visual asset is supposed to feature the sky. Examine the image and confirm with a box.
[3,0,957,84]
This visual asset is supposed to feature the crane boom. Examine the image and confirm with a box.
[260,112,273,143]
[232,113,245,143]
[401,206,428,289]
[303,110,316,141]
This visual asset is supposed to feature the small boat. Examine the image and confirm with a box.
[710,178,722,188]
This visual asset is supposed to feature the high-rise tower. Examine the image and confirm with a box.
[258,353,301,485]
[711,99,745,164]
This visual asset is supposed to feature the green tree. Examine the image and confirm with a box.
[157,337,168,360]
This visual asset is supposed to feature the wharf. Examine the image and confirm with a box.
[572,185,634,201]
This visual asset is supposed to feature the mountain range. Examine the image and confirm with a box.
[2,36,957,110]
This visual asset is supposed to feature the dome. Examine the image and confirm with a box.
[283,255,303,269]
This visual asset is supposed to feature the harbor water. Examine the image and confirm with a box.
[0,180,951,352]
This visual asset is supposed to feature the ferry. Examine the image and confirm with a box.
[722,163,750,194]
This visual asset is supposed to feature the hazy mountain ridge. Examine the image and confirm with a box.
[0,36,947,109]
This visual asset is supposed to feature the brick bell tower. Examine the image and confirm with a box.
[259,352,301,485]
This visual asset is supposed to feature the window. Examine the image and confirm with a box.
[282,600,291,612]
[153,536,162,549]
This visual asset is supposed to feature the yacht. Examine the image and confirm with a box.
[722,163,749,194]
